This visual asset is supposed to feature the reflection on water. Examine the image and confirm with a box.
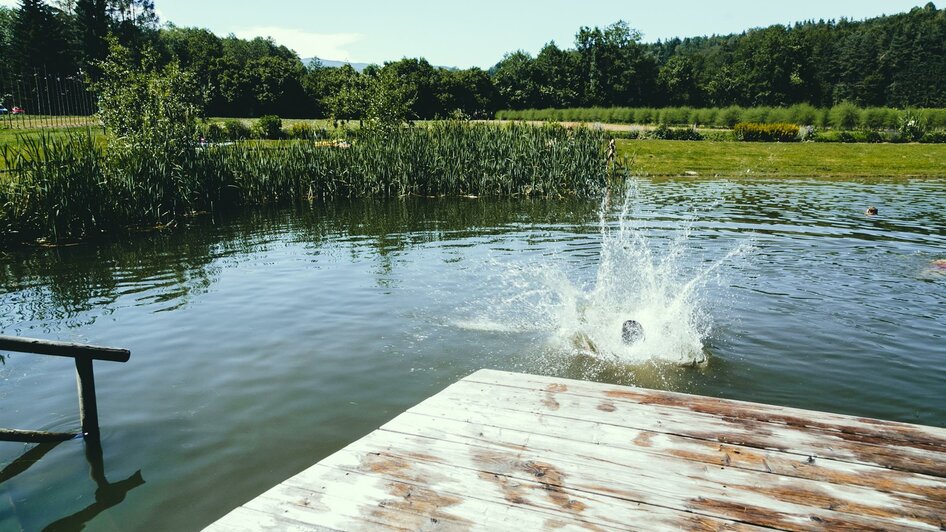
[1,179,946,530]
[0,435,144,531]
[0,199,600,332]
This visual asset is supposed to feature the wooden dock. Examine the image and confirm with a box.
[207,369,946,531]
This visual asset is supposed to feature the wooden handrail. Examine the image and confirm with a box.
[0,335,130,363]
[0,335,130,443]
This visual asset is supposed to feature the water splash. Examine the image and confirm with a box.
[457,180,752,366]
[561,183,753,364]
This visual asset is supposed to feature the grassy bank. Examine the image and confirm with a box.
[618,140,946,178]
[0,122,608,244]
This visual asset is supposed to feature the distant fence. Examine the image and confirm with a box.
[0,67,99,130]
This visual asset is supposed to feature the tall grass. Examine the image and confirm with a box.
[497,105,946,130]
[0,122,609,244]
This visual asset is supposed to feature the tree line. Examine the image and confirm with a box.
[495,3,946,110]
[2,1,945,119]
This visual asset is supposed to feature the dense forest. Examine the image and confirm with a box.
[2,1,945,118]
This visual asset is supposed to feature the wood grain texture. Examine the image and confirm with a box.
[205,369,946,531]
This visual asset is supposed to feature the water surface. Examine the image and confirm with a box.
[2,178,945,530]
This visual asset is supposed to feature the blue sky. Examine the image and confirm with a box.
[6,0,932,67]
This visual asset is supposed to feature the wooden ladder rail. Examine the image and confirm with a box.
[0,335,130,443]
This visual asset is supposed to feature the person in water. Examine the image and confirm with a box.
[865,206,878,216]
[571,319,644,353]
[622,320,644,344]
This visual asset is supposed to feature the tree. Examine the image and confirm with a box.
[363,66,414,133]
[75,0,108,78]
[107,0,157,57]
[11,0,72,75]
[657,55,701,106]
[382,58,441,119]
[438,68,499,118]
[574,21,658,107]
[95,41,206,216]
[323,64,368,120]
[728,25,813,106]
[0,7,16,59]
[532,42,580,108]
[491,51,540,109]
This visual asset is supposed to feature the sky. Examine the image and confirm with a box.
[3,0,932,67]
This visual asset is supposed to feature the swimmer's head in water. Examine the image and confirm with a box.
[865,206,878,216]
[622,320,644,345]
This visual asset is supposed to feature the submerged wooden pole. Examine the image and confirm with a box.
[75,356,99,439]
[0,429,75,443]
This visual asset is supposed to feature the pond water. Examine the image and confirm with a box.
[2,178,945,530]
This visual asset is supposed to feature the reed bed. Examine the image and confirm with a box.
[0,122,609,244]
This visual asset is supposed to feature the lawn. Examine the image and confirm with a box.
[618,139,946,178]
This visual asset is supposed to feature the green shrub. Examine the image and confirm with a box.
[693,108,719,126]
[810,130,835,142]
[865,130,886,143]
[829,102,862,129]
[720,106,744,128]
[898,111,927,141]
[837,131,857,143]
[658,107,693,125]
[742,107,772,124]
[223,119,251,140]
[701,129,736,141]
[612,108,634,123]
[255,115,283,139]
[286,122,316,139]
[919,108,946,128]
[648,124,704,140]
[204,122,224,142]
[787,103,818,125]
[863,108,897,129]
[633,108,657,124]
[733,122,800,142]
[920,130,946,143]
[610,130,641,140]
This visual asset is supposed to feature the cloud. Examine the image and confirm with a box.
[0,0,17,7]
[233,26,363,61]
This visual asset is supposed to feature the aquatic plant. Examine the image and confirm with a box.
[0,122,611,244]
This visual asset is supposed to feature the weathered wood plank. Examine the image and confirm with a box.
[429,378,946,478]
[388,408,946,505]
[207,370,946,531]
[206,506,343,531]
[341,425,942,530]
[0,335,130,363]
[466,369,946,450]
[265,465,642,531]
[289,454,764,531]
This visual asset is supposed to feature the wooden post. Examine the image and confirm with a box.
[0,335,128,442]
[75,356,99,439]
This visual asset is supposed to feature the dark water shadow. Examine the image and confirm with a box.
[4,435,146,532]
[0,441,66,485]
